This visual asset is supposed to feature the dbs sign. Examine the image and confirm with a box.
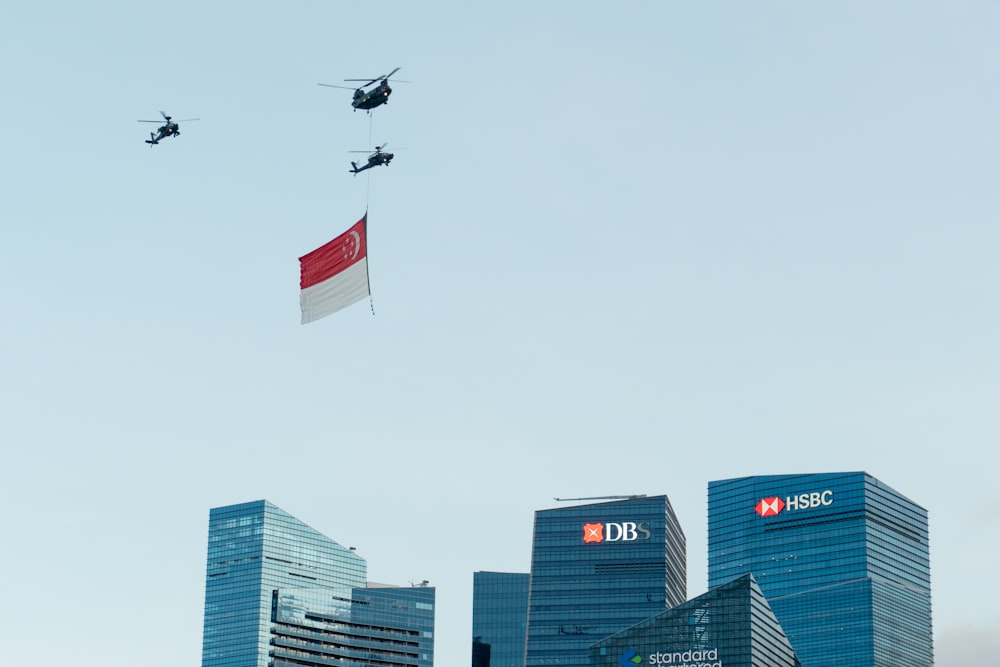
[582,521,651,543]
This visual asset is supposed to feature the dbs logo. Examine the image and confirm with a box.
[582,521,650,543]
[583,523,604,543]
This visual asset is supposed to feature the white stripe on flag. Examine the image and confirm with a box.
[300,257,369,323]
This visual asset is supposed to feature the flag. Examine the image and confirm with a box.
[299,215,370,323]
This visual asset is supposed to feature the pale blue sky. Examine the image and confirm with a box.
[2,2,998,665]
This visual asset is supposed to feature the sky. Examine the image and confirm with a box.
[1,2,998,665]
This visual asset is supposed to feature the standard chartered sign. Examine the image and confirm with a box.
[648,648,721,666]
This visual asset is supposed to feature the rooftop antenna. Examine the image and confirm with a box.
[553,495,647,502]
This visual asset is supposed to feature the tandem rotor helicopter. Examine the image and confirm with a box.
[350,144,395,175]
[137,111,199,146]
[318,67,406,113]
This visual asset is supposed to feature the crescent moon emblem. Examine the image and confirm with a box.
[345,230,361,260]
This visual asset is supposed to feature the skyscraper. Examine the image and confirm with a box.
[590,573,801,667]
[201,500,435,667]
[707,472,932,667]
[524,495,687,667]
[472,572,529,667]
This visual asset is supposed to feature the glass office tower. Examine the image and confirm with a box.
[708,472,932,667]
[271,584,435,667]
[472,572,530,667]
[524,495,687,667]
[591,573,801,667]
[201,500,434,667]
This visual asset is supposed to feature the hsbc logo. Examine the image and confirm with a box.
[582,521,651,543]
[756,490,833,516]
[755,497,785,516]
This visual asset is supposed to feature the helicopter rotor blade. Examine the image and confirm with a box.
[160,110,171,120]
[176,118,200,122]
[137,120,162,123]
[344,77,381,87]
[318,83,359,90]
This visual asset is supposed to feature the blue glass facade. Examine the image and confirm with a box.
[472,572,530,667]
[707,472,932,667]
[201,500,434,667]
[525,495,687,667]
[591,573,801,667]
[271,585,435,667]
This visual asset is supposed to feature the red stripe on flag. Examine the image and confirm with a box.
[299,215,368,289]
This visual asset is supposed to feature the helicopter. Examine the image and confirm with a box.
[350,144,395,175]
[137,111,199,145]
[318,67,405,113]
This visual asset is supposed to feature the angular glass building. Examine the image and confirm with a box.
[271,585,435,667]
[590,573,801,667]
[472,572,530,667]
[525,495,687,667]
[201,500,434,667]
[707,472,932,667]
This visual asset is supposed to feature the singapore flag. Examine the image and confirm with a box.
[299,215,370,323]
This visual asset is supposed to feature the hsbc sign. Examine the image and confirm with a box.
[582,521,651,543]
[755,490,833,517]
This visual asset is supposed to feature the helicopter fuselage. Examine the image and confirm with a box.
[320,68,400,113]
[352,82,392,111]
[144,122,180,145]
[351,151,394,174]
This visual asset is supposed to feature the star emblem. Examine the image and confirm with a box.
[583,522,604,544]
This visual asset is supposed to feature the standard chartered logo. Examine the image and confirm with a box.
[620,649,642,667]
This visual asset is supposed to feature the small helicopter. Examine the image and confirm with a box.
[318,67,405,113]
[137,111,199,146]
[350,144,395,175]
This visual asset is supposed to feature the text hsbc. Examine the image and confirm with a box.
[583,521,651,543]
[756,491,833,517]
